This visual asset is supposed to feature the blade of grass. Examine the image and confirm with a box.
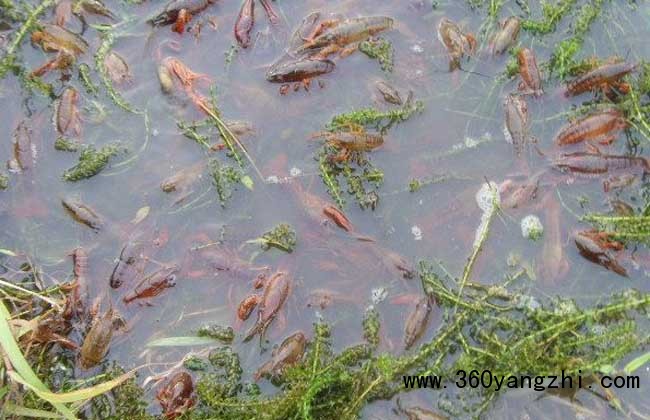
[0,301,78,420]
[8,370,134,404]
[2,402,64,418]
[146,336,217,347]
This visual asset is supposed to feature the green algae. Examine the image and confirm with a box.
[209,160,244,208]
[197,324,235,343]
[62,143,123,181]
[318,97,422,208]
[359,37,394,72]
[521,0,578,35]
[583,214,650,243]
[250,223,297,253]
[0,172,8,190]
[54,137,80,152]
[327,98,423,134]
[548,0,604,80]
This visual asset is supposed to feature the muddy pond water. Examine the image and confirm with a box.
[1,0,650,418]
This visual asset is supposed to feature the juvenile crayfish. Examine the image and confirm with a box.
[313,124,384,163]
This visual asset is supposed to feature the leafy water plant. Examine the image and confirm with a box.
[547,0,604,79]
[209,160,244,207]
[54,137,80,152]
[327,98,423,134]
[521,0,578,35]
[62,143,123,181]
[248,223,297,253]
[583,213,650,243]
[0,172,8,190]
[359,37,394,72]
[197,324,235,343]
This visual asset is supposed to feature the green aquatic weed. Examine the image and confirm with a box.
[209,160,242,207]
[548,0,603,79]
[327,99,424,134]
[362,306,381,347]
[54,137,80,152]
[62,143,122,181]
[197,324,235,343]
[583,214,650,243]
[0,172,8,190]
[359,37,394,72]
[521,0,578,35]
[251,223,297,253]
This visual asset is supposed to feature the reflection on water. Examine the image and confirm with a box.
[1,0,650,418]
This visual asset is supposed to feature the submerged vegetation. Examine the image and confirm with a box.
[62,143,123,181]
[2,0,650,419]
[318,98,423,208]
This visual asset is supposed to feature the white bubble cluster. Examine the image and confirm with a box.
[475,182,500,213]
[411,225,423,241]
[290,167,302,177]
[371,287,388,305]
[520,214,544,240]
[473,182,500,249]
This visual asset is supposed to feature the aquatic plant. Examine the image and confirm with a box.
[0,172,8,190]
[248,223,298,253]
[359,37,394,72]
[54,137,80,152]
[62,143,123,181]
[209,160,243,207]
[95,31,139,113]
[327,98,423,134]
[521,0,578,35]
[79,63,99,95]
[583,213,650,243]
[548,0,604,79]
[197,324,235,343]
[175,260,649,419]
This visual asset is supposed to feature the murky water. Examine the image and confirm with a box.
[1,0,650,418]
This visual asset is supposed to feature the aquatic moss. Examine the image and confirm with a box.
[62,143,122,181]
[359,37,394,72]
[362,306,381,347]
[548,0,603,80]
[327,99,424,134]
[79,63,99,95]
[95,31,139,113]
[521,0,578,35]
[0,172,8,190]
[54,137,80,152]
[0,0,55,79]
[209,160,242,207]
[253,223,297,253]
[583,213,650,243]
[184,356,210,371]
[89,366,154,420]
[180,264,649,419]
[197,324,235,343]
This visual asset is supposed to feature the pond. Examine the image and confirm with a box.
[1,0,650,419]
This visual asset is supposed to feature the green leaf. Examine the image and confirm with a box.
[146,336,218,347]
[624,352,650,374]
[0,248,17,256]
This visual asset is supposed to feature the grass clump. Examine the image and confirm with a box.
[62,143,123,181]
